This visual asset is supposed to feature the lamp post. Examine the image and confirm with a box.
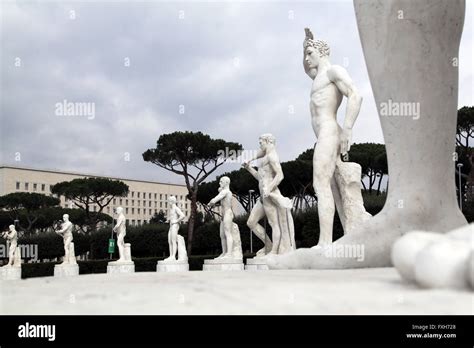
[248,189,255,254]
[457,163,463,210]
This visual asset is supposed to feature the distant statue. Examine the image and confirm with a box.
[1,225,20,267]
[164,196,186,262]
[243,134,295,256]
[55,214,76,265]
[208,176,243,260]
[110,206,133,263]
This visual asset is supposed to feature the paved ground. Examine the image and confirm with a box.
[1,268,472,315]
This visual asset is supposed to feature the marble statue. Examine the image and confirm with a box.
[0,225,22,280]
[266,0,468,269]
[54,214,79,277]
[107,207,134,273]
[1,225,20,267]
[392,223,473,290]
[303,27,370,246]
[203,177,244,271]
[164,196,186,262]
[208,176,243,260]
[157,196,189,272]
[243,134,295,257]
[111,207,129,263]
[55,214,77,265]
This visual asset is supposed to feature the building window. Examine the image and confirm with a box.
[41,184,45,191]
[119,199,123,205]
[138,200,140,206]
[149,193,151,199]
[24,182,29,190]
[143,200,146,206]
[137,192,140,198]
[126,219,129,226]
[138,208,141,215]
[132,208,135,214]
[160,202,163,208]
[16,182,20,190]
[160,194,162,200]
[125,199,128,206]
[132,200,134,206]
[132,220,135,226]
[113,199,116,205]
[126,208,129,214]
[154,193,157,199]
[131,191,134,198]
[149,201,151,207]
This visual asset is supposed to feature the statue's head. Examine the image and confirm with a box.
[259,133,276,151]
[116,207,123,214]
[169,195,177,204]
[304,28,330,69]
[63,214,69,222]
[9,224,15,231]
[219,176,230,189]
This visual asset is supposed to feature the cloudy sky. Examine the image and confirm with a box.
[1,0,473,185]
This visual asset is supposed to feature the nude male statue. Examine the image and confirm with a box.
[112,207,127,262]
[208,176,237,259]
[1,225,18,267]
[164,196,186,262]
[243,134,295,256]
[303,28,363,246]
[55,214,74,265]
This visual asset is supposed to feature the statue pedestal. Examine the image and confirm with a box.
[107,261,135,274]
[156,260,189,272]
[203,258,244,271]
[245,258,269,271]
[54,264,79,277]
[0,266,21,280]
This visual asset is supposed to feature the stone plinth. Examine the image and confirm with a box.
[156,260,189,272]
[54,264,79,277]
[107,261,135,274]
[0,266,22,280]
[245,258,269,271]
[203,258,244,271]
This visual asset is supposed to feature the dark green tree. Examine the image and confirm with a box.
[0,192,60,233]
[143,131,242,254]
[51,177,128,232]
[150,210,167,224]
[456,106,474,148]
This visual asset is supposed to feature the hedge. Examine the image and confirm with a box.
[20,254,258,279]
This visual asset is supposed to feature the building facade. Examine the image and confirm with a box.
[0,165,194,226]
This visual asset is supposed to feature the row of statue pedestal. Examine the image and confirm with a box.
[0,257,270,280]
